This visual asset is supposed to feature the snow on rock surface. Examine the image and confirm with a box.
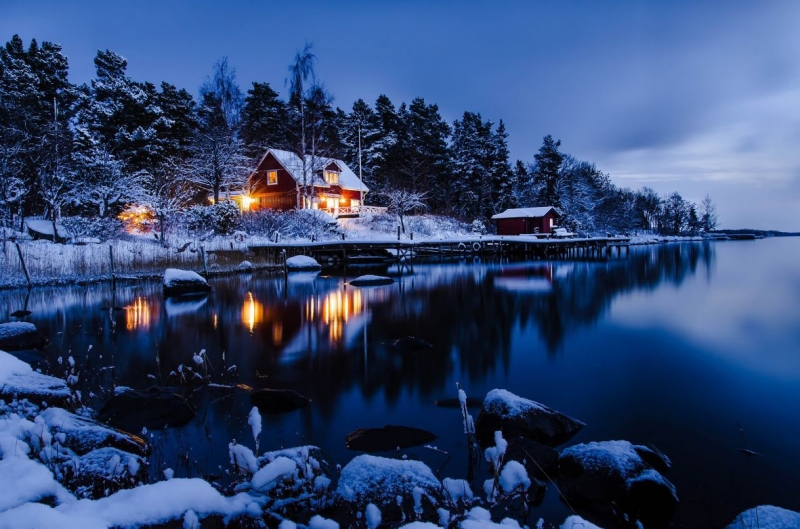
[725,505,800,529]
[162,268,211,297]
[337,454,442,510]
[560,515,603,529]
[285,255,322,270]
[349,275,394,286]
[558,440,677,526]
[0,350,71,406]
[250,455,297,491]
[475,389,584,447]
[0,478,258,529]
[0,322,47,351]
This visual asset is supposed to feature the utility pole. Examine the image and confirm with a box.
[358,121,363,217]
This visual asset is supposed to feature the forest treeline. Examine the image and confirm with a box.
[0,36,717,238]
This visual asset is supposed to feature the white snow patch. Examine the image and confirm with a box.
[561,440,645,479]
[308,514,339,529]
[250,456,296,491]
[285,255,321,270]
[163,268,209,288]
[483,389,545,417]
[248,407,262,445]
[365,503,382,529]
[229,443,258,474]
[0,351,71,400]
[499,461,530,493]
[561,515,603,529]
[336,454,441,506]
[0,478,257,528]
[725,505,800,529]
[443,478,473,504]
[0,322,37,341]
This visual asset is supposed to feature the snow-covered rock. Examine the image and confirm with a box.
[162,268,211,297]
[336,455,443,519]
[349,275,394,286]
[0,322,47,351]
[66,447,147,499]
[474,389,584,447]
[0,350,71,407]
[25,219,69,242]
[558,440,677,527]
[725,505,800,529]
[285,255,322,271]
[238,260,254,270]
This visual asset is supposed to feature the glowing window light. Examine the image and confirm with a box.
[241,196,253,211]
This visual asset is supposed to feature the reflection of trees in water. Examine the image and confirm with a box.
[0,242,713,422]
[512,242,714,352]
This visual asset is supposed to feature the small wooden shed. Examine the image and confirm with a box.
[491,207,561,236]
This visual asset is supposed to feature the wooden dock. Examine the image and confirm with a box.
[249,235,630,265]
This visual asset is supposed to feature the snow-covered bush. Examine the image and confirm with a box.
[185,201,241,236]
[61,216,123,242]
[241,209,339,241]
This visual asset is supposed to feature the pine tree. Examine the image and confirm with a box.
[240,81,287,158]
[338,99,380,192]
[533,135,564,208]
[490,120,515,213]
[0,35,75,223]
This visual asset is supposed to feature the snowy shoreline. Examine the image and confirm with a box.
[1,232,709,290]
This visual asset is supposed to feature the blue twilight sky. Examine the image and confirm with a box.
[3,0,800,231]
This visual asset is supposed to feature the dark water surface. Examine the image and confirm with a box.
[3,238,799,527]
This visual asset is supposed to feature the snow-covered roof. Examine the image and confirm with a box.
[491,207,558,220]
[263,148,370,193]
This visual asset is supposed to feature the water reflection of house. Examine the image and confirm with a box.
[493,264,554,293]
[278,287,392,364]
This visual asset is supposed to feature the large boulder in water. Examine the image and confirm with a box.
[162,268,211,297]
[0,350,72,407]
[0,322,47,351]
[725,506,800,529]
[558,440,678,528]
[335,455,443,523]
[474,389,584,447]
[346,425,437,452]
[98,387,196,431]
[249,388,310,414]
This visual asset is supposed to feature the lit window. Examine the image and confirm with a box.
[351,199,361,208]
[325,170,339,185]
[267,170,278,185]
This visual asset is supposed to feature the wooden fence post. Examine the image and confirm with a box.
[108,245,116,285]
[15,242,31,287]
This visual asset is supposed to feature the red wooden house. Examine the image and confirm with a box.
[492,207,561,236]
[226,149,371,217]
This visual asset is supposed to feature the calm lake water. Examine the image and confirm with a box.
[3,237,799,527]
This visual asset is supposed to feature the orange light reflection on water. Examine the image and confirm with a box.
[242,292,264,333]
[125,297,151,330]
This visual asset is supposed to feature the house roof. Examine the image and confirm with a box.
[263,148,369,193]
[491,207,559,220]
